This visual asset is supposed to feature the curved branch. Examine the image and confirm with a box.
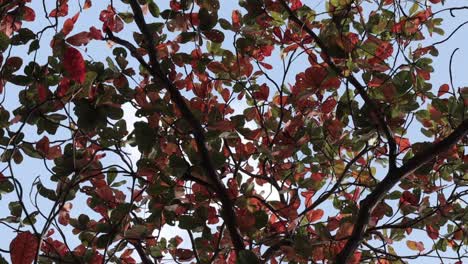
[336,119,468,263]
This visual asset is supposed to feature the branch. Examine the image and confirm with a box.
[336,119,468,263]
[125,0,245,253]
[299,145,369,217]
[279,0,398,168]
[132,242,154,264]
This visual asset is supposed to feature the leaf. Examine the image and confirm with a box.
[21,6,36,22]
[203,29,224,43]
[0,32,10,51]
[62,12,80,36]
[395,136,410,152]
[426,225,439,240]
[10,231,38,264]
[133,122,156,154]
[63,46,86,83]
[148,1,160,17]
[66,32,91,46]
[438,84,449,97]
[8,201,22,217]
[306,209,324,223]
[237,250,260,264]
[406,240,424,252]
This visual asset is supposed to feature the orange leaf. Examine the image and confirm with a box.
[395,136,410,152]
[406,240,424,252]
[10,231,39,264]
[438,84,449,97]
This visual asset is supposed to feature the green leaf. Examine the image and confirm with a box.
[178,215,201,230]
[107,167,118,185]
[199,8,218,31]
[28,39,40,54]
[0,179,14,195]
[0,32,10,51]
[254,210,268,229]
[236,250,260,264]
[36,182,57,201]
[133,121,156,153]
[148,1,160,17]
[8,201,22,217]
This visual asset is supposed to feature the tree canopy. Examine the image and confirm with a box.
[0,0,467,263]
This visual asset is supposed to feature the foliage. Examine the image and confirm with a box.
[0,0,467,263]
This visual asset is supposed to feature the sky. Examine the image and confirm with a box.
[0,0,467,263]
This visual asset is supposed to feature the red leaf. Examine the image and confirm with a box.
[306,209,324,223]
[36,136,50,156]
[232,10,241,29]
[47,146,62,160]
[400,191,419,206]
[100,6,124,33]
[10,231,39,264]
[89,26,103,40]
[207,206,219,224]
[252,84,269,101]
[63,46,86,84]
[49,0,69,17]
[426,225,439,239]
[84,0,92,9]
[57,78,70,97]
[62,12,80,36]
[37,84,48,102]
[66,31,91,46]
[176,249,194,261]
[58,202,72,226]
[290,0,303,11]
[321,96,337,113]
[395,136,410,152]
[437,84,449,97]
[22,6,36,22]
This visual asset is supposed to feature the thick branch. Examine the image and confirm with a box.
[132,242,154,264]
[126,0,245,253]
[336,119,468,263]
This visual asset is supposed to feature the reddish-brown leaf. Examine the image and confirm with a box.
[232,10,241,29]
[36,136,50,156]
[426,225,439,239]
[37,84,48,102]
[321,96,337,113]
[63,46,86,83]
[62,12,80,36]
[438,84,449,97]
[84,0,92,9]
[22,6,36,22]
[306,209,324,223]
[66,31,90,46]
[10,231,39,264]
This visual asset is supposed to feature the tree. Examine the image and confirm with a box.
[0,0,467,263]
